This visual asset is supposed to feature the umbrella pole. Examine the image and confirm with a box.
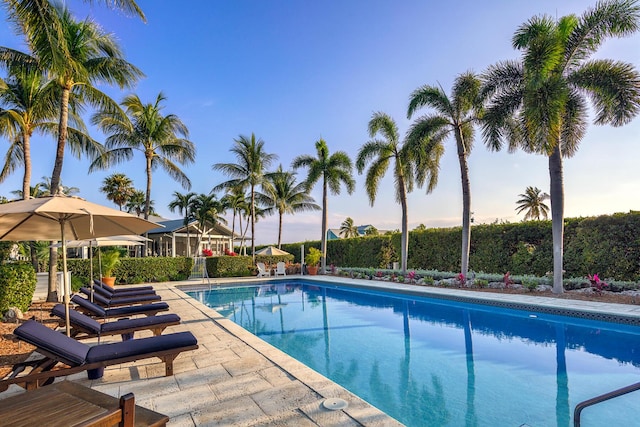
[60,222,71,337]
[89,241,94,302]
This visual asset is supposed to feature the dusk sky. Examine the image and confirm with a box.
[1,1,639,245]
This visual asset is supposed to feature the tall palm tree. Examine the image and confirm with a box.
[357,112,442,272]
[482,0,640,293]
[10,183,44,199]
[407,72,484,281]
[100,173,134,210]
[168,191,197,257]
[191,193,227,253]
[220,184,248,252]
[0,64,58,199]
[257,165,320,248]
[90,93,196,219]
[292,139,355,273]
[339,217,359,238]
[516,186,550,220]
[213,133,277,259]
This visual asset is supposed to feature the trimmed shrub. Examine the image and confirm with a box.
[65,257,193,284]
[205,256,254,277]
[0,263,36,313]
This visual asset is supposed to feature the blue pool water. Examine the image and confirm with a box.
[187,281,640,426]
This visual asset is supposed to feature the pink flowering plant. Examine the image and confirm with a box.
[588,274,608,293]
[456,273,465,285]
[407,271,417,283]
[503,271,514,289]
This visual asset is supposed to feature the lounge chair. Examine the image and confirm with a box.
[50,304,181,340]
[0,320,198,391]
[274,261,286,276]
[93,279,155,295]
[79,287,161,307]
[71,294,170,319]
[257,262,270,277]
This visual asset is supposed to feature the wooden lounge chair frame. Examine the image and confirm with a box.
[0,321,198,392]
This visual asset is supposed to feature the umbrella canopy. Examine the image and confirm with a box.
[0,196,161,336]
[254,246,290,256]
[55,235,151,248]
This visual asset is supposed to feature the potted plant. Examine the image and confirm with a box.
[100,249,121,286]
[305,247,322,275]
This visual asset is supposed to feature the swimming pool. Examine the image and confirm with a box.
[187,280,640,426]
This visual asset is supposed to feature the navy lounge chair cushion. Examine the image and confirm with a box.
[13,320,89,365]
[52,304,101,335]
[100,314,181,333]
[94,279,154,293]
[71,294,169,317]
[86,332,197,363]
[79,287,161,305]
[92,285,156,300]
[13,320,197,366]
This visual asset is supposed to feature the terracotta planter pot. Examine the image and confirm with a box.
[101,277,116,286]
[307,266,318,275]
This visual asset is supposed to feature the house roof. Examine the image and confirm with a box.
[146,219,238,237]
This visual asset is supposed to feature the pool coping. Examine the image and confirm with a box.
[182,275,640,326]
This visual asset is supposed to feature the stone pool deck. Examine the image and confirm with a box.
[3,275,640,426]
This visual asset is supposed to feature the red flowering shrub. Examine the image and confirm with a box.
[202,248,213,257]
[224,249,237,256]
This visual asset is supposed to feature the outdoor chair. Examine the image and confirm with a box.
[79,287,161,307]
[274,261,287,276]
[257,262,270,277]
[93,279,155,295]
[50,304,181,340]
[0,320,198,391]
[71,294,170,319]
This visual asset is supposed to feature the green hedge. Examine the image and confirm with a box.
[65,257,193,284]
[205,256,254,277]
[286,211,640,281]
[0,263,36,313]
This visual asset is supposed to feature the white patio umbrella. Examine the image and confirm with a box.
[0,196,161,336]
[254,246,290,256]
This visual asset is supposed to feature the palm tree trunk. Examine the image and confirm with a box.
[456,128,472,281]
[321,177,328,274]
[250,184,255,261]
[399,182,409,273]
[549,143,564,294]
[278,211,283,249]
[22,130,31,200]
[144,155,152,220]
[47,84,71,302]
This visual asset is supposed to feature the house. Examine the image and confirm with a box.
[145,219,238,257]
[326,224,389,240]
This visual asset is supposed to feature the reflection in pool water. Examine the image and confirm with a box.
[188,281,640,427]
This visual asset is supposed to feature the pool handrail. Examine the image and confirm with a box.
[574,380,640,426]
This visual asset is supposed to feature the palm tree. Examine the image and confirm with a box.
[357,112,442,272]
[213,133,277,259]
[0,64,58,199]
[90,93,196,219]
[168,191,197,257]
[38,176,79,196]
[220,184,248,252]
[100,173,134,210]
[257,165,320,248]
[126,189,156,217]
[10,183,45,199]
[339,217,359,238]
[407,72,483,281]
[292,139,355,273]
[482,0,640,293]
[191,193,227,254]
[516,186,550,220]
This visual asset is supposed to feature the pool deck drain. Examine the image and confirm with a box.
[3,274,639,426]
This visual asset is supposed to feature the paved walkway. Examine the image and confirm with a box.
[4,275,640,426]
